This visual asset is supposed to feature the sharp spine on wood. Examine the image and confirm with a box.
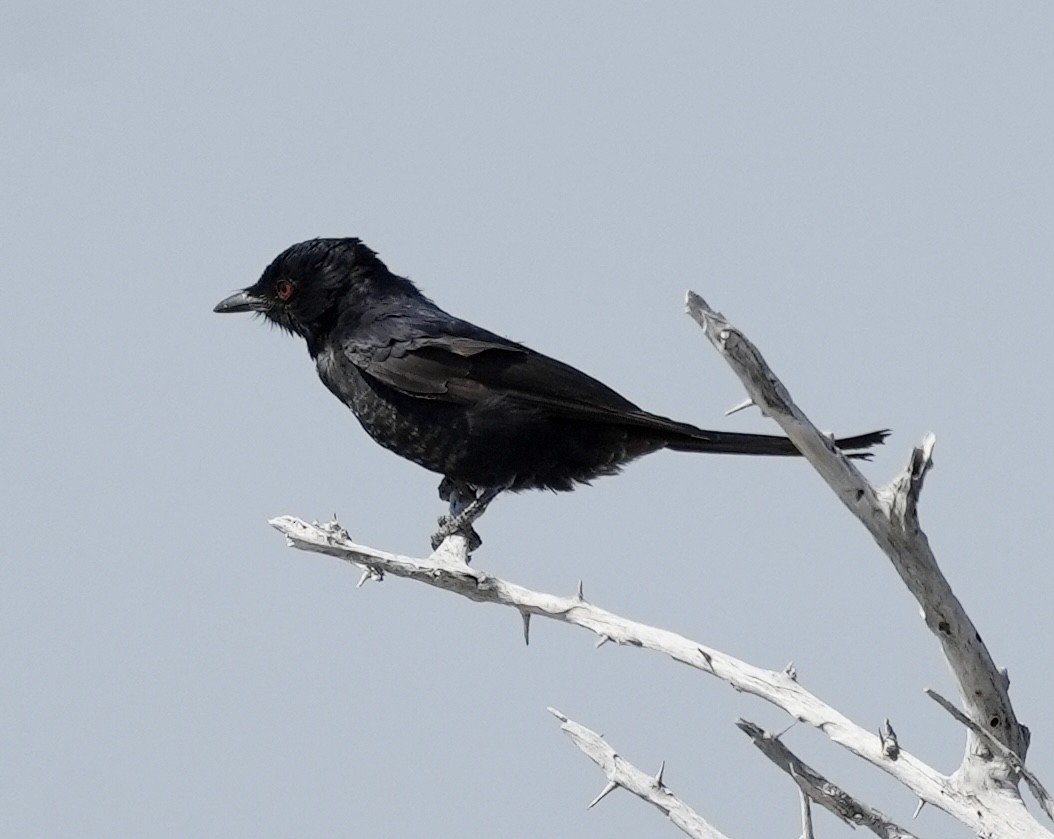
[880,718,900,760]
[520,610,531,646]
[653,760,666,788]
[587,780,619,809]
[775,721,798,739]
[724,397,756,416]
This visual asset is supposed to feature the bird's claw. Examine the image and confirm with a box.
[434,477,490,550]
[431,514,482,552]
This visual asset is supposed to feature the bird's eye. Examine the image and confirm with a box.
[275,279,295,301]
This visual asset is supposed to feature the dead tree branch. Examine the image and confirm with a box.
[548,708,725,839]
[736,719,920,839]
[268,515,1047,836]
[685,292,1028,786]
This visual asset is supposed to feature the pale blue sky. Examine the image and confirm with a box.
[3,3,1052,837]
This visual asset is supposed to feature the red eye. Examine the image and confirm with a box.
[275,279,295,301]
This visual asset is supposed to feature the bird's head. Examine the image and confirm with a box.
[214,238,408,351]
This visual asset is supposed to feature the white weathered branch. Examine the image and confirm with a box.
[926,688,1053,822]
[268,516,1049,836]
[548,709,725,839]
[736,720,920,839]
[799,787,815,839]
[685,292,1027,785]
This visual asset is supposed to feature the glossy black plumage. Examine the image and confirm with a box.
[215,238,887,497]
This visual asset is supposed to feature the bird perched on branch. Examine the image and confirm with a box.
[215,238,887,550]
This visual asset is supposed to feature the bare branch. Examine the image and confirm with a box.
[926,689,1053,822]
[548,708,727,839]
[799,788,814,839]
[268,516,1049,836]
[685,292,1028,779]
[737,720,920,839]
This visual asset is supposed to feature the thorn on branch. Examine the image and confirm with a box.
[880,718,900,760]
[774,721,798,740]
[588,780,619,809]
[724,397,756,416]
[356,567,383,587]
[318,518,351,543]
[653,760,666,788]
[520,610,531,646]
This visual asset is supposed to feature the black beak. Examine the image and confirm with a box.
[214,291,268,314]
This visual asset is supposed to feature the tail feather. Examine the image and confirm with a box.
[665,428,890,460]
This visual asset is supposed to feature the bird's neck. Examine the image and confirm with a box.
[304,267,426,358]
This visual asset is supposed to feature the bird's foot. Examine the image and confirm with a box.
[429,484,504,553]
[431,515,482,552]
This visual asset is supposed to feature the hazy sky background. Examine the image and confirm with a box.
[4,3,1052,837]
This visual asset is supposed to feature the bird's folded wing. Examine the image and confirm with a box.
[341,334,705,437]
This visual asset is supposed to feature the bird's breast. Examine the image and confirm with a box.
[315,345,472,475]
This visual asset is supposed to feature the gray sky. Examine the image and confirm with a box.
[4,3,1052,837]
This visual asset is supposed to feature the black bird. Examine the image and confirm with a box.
[215,238,887,548]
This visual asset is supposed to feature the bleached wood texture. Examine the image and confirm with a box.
[268,513,1049,837]
[685,292,1025,776]
[736,719,919,839]
[548,708,725,839]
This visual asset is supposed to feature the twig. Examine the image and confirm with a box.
[799,788,814,839]
[549,709,727,839]
[737,720,920,839]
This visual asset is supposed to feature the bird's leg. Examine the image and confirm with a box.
[431,482,504,552]
[432,479,482,551]
[437,477,474,504]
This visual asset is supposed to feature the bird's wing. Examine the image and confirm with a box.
[341,320,703,436]
[346,331,516,396]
